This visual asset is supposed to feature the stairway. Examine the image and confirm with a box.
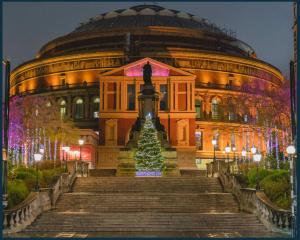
[14,176,282,238]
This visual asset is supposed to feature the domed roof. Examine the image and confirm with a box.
[73,5,225,35]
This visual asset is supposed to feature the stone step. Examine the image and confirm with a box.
[89,169,116,177]
[12,176,283,238]
[72,177,223,193]
[13,230,282,238]
[180,169,207,176]
[54,192,239,213]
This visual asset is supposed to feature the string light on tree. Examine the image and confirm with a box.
[134,114,165,174]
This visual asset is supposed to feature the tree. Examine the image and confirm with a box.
[134,114,165,172]
[8,95,80,167]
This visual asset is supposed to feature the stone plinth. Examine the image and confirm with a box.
[162,150,180,176]
[116,150,136,176]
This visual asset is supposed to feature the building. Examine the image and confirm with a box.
[10,5,289,170]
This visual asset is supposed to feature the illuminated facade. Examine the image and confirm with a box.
[10,5,288,169]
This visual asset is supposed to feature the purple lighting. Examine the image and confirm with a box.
[136,171,162,177]
[125,63,169,77]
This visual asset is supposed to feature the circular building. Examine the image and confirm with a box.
[10,5,287,169]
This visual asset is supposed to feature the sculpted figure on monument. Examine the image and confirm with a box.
[143,61,152,86]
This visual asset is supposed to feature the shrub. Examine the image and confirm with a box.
[14,167,43,190]
[247,168,271,188]
[41,168,64,187]
[260,170,291,210]
[7,180,29,208]
[233,173,249,187]
[39,160,62,170]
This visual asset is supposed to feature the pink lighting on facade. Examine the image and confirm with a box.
[125,62,169,77]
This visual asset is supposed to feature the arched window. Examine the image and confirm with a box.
[60,100,66,119]
[211,98,220,120]
[75,98,84,119]
[195,99,202,119]
[228,102,235,121]
[92,97,100,118]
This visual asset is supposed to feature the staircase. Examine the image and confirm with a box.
[14,176,282,238]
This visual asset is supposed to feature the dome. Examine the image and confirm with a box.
[37,5,256,59]
[73,5,224,35]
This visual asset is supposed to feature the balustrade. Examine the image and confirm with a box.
[206,161,292,234]
[3,161,87,234]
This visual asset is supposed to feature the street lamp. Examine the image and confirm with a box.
[79,139,84,176]
[241,147,247,162]
[62,146,70,172]
[212,139,217,174]
[224,143,231,173]
[34,153,43,191]
[251,145,257,154]
[253,151,262,190]
[232,145,236,161]
[212,139,217,163]
[286,144,296,237]
[74,150,80,173]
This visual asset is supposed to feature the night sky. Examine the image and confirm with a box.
[3,2,294,76]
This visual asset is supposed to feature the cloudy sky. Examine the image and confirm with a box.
[3,1,294,76]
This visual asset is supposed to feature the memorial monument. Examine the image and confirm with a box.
[117,62,179,176]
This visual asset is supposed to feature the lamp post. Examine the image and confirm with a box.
[74,150,80,173]
[79,139,84,176]
[241,147,247,172]
[224,143,231,173]
[250,145,257,163]
[212,139,217,173]
[253,151,262,190]
[62,146,70,172]
[232,145,236,173]
[286,144,296,237]
[34,153,43,191]
[2,59,10,209]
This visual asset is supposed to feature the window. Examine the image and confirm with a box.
[230,132,235,146]
[195,131,203,150]
[195,99,202,119]
[178,83,187,111]
[246,131,250,151]
[92,97,100,118]
[60,100,66,119]
[211,98,220,120]
[107,83,117,110]
[75,98,84,119]
[127,84,136,110]
[160,84,168,111]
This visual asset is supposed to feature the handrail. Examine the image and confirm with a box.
[206,161,291,234]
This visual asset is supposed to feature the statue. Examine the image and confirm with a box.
[143,61,152,86]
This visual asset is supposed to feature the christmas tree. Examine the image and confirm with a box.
[135,114,165,172]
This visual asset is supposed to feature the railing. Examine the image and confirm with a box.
[2,161,88,234]
[16,82,99,96]
[206,161,292,235]
[195,82,275,97]
[196,111,257,124]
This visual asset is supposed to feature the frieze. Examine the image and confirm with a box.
[12,56,281,86]
[13,57,124,85]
